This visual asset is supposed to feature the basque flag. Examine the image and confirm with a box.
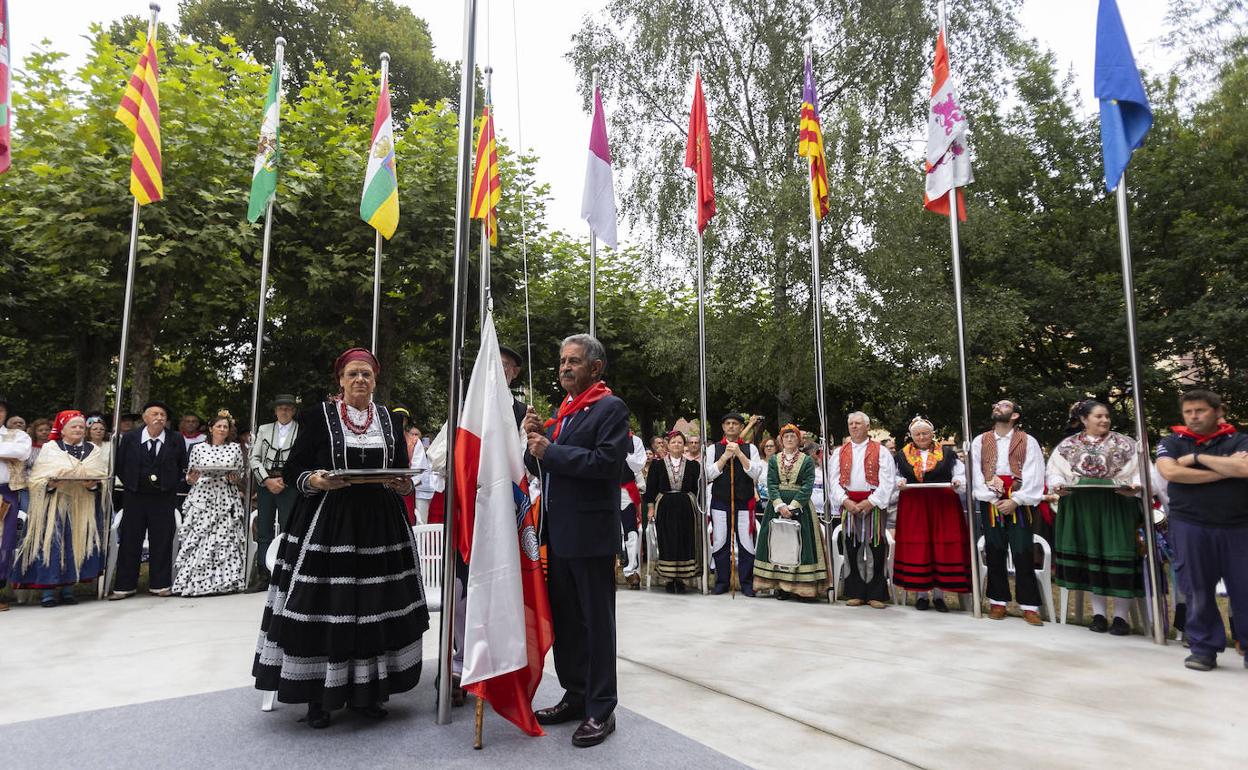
[1095,0,1152,192]
[454,312,553,736]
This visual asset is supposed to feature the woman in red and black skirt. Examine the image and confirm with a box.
[892,416,972,611]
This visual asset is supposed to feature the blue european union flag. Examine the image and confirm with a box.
[1095,0,1153,192]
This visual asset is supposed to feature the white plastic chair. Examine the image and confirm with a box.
[411,524,443,612]
[976,534,1056,622]
[829,523,895,604]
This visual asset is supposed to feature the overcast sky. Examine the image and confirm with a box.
[9,1,1174,237]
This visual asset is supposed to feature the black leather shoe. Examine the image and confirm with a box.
[535,700,585,726]
[571,714,616,748]
[712,584,729,595]
[674,580,687,594]
[1109,617,1130,636]
[1089,614,1109,633]
[933,597,949,613]
[740,586,756,597]
[915,596,930,611]
[306,703,331,729]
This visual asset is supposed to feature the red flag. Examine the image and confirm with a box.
[684,72,715,233]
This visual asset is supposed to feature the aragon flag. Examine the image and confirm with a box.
[470,101,501,246]
[923,30,972,220]
[360,71,399,239]
[684,71,715,233]
[247,56,281,223]
[455,312,554,737]
[115,18,163,205]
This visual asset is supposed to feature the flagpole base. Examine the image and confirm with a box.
[473,697,485,749]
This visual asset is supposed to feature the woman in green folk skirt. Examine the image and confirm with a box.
[753,423,829,600]
[1048,399,1145,636]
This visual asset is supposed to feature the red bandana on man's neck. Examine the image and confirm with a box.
[545,381,613,440]
[1171,423,1236,445]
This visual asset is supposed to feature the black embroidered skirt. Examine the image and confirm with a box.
[252,482,430,708]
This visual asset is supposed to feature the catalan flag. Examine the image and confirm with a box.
[360,71,399,239]
[115,20,163,205]
[470,102,501,246]
[798,54,828,220]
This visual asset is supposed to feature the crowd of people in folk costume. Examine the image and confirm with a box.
[0,338,1245,740]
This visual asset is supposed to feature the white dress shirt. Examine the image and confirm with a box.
[828,440,897,512]
[970,429,1045,507]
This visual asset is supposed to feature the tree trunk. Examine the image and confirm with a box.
[73,333,115,413]
[126,280,174,412]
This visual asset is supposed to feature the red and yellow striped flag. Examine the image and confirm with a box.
[115,24,163,205]
[470,104,500,246]
[798,54,829,220]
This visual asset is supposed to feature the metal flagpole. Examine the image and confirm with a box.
[366,51,386,354]
[1115,173,1166,644]
[947,190,983,619]
[241,37,285,588]
[692,56,711,596]
[939,0,984,619]
[104,2,161,600]
[479,66,493,332]
[439,0,478,726]
[803,39,836,603]
[588,66,599,337]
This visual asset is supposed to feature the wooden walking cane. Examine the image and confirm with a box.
[473,697,484,749]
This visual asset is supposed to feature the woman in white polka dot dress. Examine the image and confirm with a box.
[173,411,246,596]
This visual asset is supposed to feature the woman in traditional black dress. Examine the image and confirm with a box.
[644,431,702,593]
[253,348,429,728]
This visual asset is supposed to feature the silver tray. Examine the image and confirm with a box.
[326,468,422,483]
[904,482,954,489]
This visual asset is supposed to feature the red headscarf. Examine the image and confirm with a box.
[333,347,380,380]
[48,409,85,443]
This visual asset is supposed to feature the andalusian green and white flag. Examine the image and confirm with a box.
[247,61,281,223]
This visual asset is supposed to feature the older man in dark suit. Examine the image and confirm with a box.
[524,334,629,748]
[109,400,188,600]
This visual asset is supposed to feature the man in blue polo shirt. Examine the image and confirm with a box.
[1155,389,1248,672]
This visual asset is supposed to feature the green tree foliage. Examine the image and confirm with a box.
[177,0,458,109]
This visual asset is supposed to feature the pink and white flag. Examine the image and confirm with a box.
[580,86,618,249]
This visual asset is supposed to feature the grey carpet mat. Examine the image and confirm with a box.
[1,673,745,769]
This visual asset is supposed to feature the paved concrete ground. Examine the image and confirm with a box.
[1,589,1243,768]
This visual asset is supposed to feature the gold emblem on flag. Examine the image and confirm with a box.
[372,135,393,160]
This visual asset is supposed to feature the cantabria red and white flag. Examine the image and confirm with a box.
[454,312,553,736]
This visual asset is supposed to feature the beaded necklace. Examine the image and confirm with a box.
[340,400,375,436]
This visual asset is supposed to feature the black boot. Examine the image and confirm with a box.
[306,702,331,729]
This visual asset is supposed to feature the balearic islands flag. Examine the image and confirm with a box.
[580,85,618,249]
[798,53,829,220]
[0,0,11,174]
[360,73,399,239]
[1094,0,1152,192]
[684,71,715,233]
[115,20,163,205]
[923,30,972,220]
[247,57,281,223]
[470,102,501,246]
[454,312,553,736]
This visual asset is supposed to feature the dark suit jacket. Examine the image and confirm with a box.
[115,426,189,494]
[525,393,630,559]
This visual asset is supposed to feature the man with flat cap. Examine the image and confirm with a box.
[248,394,300,590]
[110,399,188,599]
[705,412,764,595]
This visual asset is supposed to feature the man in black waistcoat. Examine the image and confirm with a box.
[108,400,188,599]
[706,412,765,596]
[524,334,629,748]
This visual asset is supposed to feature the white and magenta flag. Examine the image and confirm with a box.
[923,29,973,220]
[453,311,553,736]
[580,85,618,248]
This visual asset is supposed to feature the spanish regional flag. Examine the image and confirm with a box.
[684,71,715,234]
[798,53,829,220]
[923,29,972,220]
[470,101,501,246]
[115,19,163,205]
[1,0,13,174]
[360,71,399,239]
